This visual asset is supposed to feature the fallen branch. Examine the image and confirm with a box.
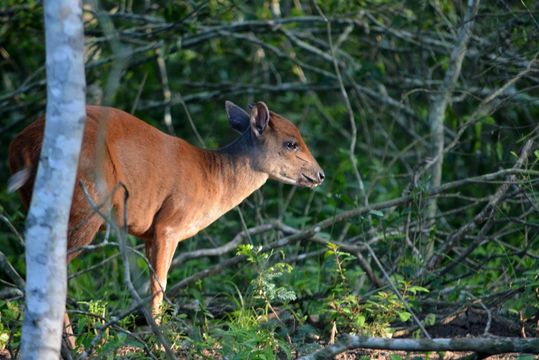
[298,335,539,359]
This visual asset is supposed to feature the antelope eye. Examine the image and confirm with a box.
[285,141,298,151]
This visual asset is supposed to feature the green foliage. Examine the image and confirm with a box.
[174,245,298,359]
[0,300,21,352]
[322,244,428,337]
[252,262,297,304]
[210,311,291,359]
[75,300,109,348]
[237,244,297,315]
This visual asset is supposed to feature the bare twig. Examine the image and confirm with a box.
[0,250,25,290]
[171,222,289,267]
[155,44,174,134]
[314,4,366,204]
[0,214,25,247]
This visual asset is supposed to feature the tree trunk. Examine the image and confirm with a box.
[425,0,480,257]
[20,0,86,358]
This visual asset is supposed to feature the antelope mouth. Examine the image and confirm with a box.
[274,173,299,186]
[300,173,320,188]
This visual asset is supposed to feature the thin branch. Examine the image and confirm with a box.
[0,250,25,290]
[171,222,287,267]
[314,3,366,203]
[0,214,25,247]
[155,44,174,134]
[425,140,534,272]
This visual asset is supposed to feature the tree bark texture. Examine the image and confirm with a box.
[20,0,86,359]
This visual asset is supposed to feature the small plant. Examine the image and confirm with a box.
[77,300,107,332]
[237,244,297,316]
[0,300,21,354]
[214,310,291,359]
[76,299,109,349]
[252,261,296,317]
[323,243,428,337]
[191,244,299,358]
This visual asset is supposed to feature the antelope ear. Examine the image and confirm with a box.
[225,101,250,133]
[250,102,270,137]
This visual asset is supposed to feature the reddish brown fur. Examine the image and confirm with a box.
[9,103,323,322]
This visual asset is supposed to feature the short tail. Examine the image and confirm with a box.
[7,167,31,193]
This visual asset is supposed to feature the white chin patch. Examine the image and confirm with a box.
[275,174,297,185]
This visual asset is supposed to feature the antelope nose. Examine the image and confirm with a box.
[318,170,325,183]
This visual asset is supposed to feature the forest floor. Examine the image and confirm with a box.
[333,350,528,359]
[1,308,535,359]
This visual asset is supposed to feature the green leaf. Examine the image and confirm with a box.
[398,311,412,322]
[116,332,127,342]
[0,332,10,348]
[424,313,436,326]
[354,314,366,328]
[408,286,429,294]
[481,116,496,125]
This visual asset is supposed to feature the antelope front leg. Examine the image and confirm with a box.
[63,312,76,349]
[149,229,179,320]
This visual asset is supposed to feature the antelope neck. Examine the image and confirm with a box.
[199,130,268,209]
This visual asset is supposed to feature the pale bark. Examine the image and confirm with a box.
[20,0,86,358]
